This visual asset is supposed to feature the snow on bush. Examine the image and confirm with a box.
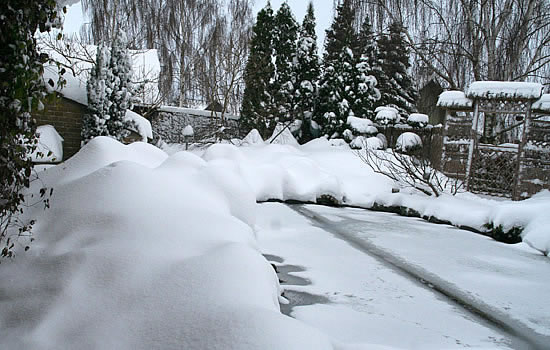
[125,110,152,141]
[0,137,334,349]
[407,113,429,128]
[31,125,63,163]
[350,136,384,150]
[396,132,422,152]
[375,106,399,125]
[346,116,378,134]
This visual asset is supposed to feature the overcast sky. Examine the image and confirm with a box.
[63,0,334,51]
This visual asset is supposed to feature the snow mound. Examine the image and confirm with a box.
[437,91,473,109]
[466,81,544,100]
[267,123,299,146]
[242,129,264,145]
[1,137,334,349]
[396,132,422,152]
[347,116,377,134]
[31,125,64,163]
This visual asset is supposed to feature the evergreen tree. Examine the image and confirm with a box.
[83,31,135,143]
[315,0,356,138]
[351,15,380,121]
[83,44,110,142]
[273,2,299,124]
[105,31,135,140]
[294,2,320,142]
[240,3,276,139]
[375,21,418,120]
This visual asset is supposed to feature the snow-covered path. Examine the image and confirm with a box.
[255,202,548,349]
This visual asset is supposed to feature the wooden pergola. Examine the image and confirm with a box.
[437,82,550,200]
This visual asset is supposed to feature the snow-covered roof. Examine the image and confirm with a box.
[437,91,473,109]
[466,81,544,100]
[158,105,240,120]
[41,43,161,106]
[532,94,550,113]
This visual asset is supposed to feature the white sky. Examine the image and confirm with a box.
[63,0,334,51]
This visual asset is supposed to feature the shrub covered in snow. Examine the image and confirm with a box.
[396,132,422,152]
[375,106,400,125]
[347,116,378,135]
[31,125,64,163]
[407,113,429,128]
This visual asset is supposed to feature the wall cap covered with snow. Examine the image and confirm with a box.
[466,81,544,100]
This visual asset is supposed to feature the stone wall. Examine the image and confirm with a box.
[33,97,85,160]
[151,110,240,144]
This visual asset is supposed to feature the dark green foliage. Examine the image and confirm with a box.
[315,0,357,138]
[483,222,523,244]
[240,3,277,139]
[0,0,62,259]
[352,15,381,121]
[273,2,298,124]
[294,2,320,143]
[374,21,418,119]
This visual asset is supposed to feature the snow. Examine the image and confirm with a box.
[395,132,422,151]
[407,113,429,124]
[1,136,334,349]
[182,125,194,137]
[531,93,550,113]
[346,116,377,134]
[466,81,544,100]
[241,129,264,145]
[256,203,525,349]
[4,134,550,348]
[125,109,152,141]
[158,105,240,121]
[267,123,300,146]
[349,136,384,150]
[31,125,64,163]
[436,91,474,109]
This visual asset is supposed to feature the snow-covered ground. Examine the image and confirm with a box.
[255,202,540,349]
[1,135,549,348]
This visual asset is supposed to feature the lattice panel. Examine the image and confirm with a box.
[469,147,518,197]
[478,99,528,114]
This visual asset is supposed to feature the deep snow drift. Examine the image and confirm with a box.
[0,137,333,349]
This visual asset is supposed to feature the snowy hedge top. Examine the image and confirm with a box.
[375,107,399,124]
[347,116,377,134]
[159,106,240,121]
[437,91,473,109]
[466,81,544,100]
[408,113,429,124]
[532,94,550,113]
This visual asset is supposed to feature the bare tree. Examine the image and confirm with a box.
[341,0,550,89]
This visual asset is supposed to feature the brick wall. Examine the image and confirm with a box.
[33,97,86,160]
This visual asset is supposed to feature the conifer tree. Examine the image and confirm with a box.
[273,2,298,124]
[82,31,135,143]
[375,21,417,120]
[315,0,356,138]
[105,31,135,140]
[294,2,320,142]
[240,3,276,138]
[351,15,380,121]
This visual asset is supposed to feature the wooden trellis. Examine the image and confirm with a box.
[437,82,550,200]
